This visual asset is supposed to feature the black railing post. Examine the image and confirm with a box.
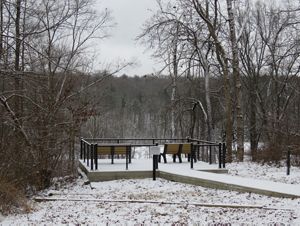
[218,143,222,169]
[126,146,129,170]
[150,146,160,180]
[287,150,291,176]
[222,143,226,168]
[91,144,94,170]
[153,155,157,180]
[191,144,194,169]
[83,142,86,163]
[94,144,98,170]
[197,141,200,161]
[87,144,89,167]
[111,146,114,164]
[80,138,83,159]
[209,145,212,164]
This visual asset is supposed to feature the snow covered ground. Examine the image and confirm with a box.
[2,160,300,225]
[227,161,300,184]
[1,147,300,225]
[2,177,300,225]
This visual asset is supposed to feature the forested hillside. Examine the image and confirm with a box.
[1,0,300,214]
[81,74,223,139]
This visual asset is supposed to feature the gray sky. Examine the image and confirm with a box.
[95,0,160,76]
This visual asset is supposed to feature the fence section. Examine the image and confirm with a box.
[80,137,226,170]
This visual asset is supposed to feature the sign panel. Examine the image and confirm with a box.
[150,146,161,155]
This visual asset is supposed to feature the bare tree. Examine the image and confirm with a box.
[226,0,244,161]
[0,0,114,188]
[239,1,300,160]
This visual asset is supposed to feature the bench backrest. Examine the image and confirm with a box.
[97,146,111,155]
[164,143,192,154]
[97,145,130,155]
[164,143,180,154]
[181,143,192,154]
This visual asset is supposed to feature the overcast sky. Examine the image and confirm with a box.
[95,0,160,76]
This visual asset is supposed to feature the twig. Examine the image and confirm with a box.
[33,197,289,210]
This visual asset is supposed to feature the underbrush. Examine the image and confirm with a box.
[0,178,31,215]
[254,144,300,167]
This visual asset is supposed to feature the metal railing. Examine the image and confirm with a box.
[80,137,226,170]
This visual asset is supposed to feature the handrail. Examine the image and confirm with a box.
[189,138,218,145]
[81,138,92,145]
[80,137,226,170]
[83,138,190,142]
[193,143,219,147]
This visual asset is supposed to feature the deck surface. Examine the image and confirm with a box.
[79,159,300,198]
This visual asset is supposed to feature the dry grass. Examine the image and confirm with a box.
[0,178,31,215]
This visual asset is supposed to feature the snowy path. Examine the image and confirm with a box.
[81,159,300,198]
[160,163,300,198]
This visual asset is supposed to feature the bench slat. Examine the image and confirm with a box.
[164,144,180,154]
[97,146,111,155]
[164,143,192,154]
[181,143,192,154]
[97,146,129,155]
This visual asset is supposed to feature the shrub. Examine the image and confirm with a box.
[0,178,30,215]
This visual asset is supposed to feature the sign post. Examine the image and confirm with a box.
[150,146,160,180]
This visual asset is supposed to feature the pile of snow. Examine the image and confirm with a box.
[1,178,300,225]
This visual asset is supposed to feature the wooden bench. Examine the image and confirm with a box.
[160,143,194,163]
[97,144,132,164]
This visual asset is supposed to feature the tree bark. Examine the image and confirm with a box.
[191,0,233,162]
[249,78,258,161]
[171,24,179,138]
[226,0,244,161]
[0,0,3,61]
[14,0,22,119]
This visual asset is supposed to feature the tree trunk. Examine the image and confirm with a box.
[191,0,233,161]
[249,78,258,161]
[204,65,214,142]
[14,0,22,119]
[171,24,179,139]
[226,0,244,161]
[0,0,3,61]
[0,0,3,145]
[171,76,176,138]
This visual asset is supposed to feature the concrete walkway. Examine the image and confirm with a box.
[79,159,300,198]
